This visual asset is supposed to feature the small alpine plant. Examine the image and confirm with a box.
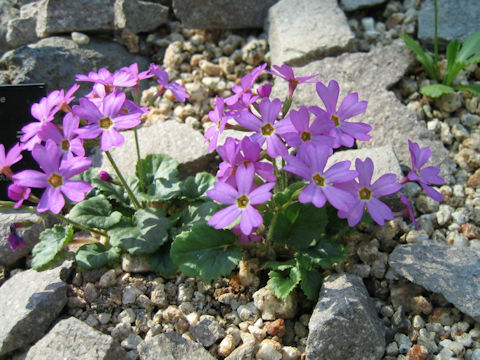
[0,62,444,301]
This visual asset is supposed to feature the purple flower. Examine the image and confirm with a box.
[309,80,370,148]
[234,98,288,158]
[21,96,59,150]
[48,84,80,113]
[12,140,92,214]
[404,140,445,202]
[225,63,266,108]
[216,137,240,185]
[8,223,24,251]
[39,112,85,160]
[8,183,31,209]
[74,92,142,151]
[269,65,319,97]
[281,106,335,150]
[337,158,402,226]
[0,143,23,178]
[120,63,153,94]
[98,171,113,182]
[257,83,272,98]
[231,225,262,245]
[204,97,230,151]
[149,64,189,102]
[283,143,357,212]
[399,194,420,230]
[76,68,137,89]
[207,165,274,235]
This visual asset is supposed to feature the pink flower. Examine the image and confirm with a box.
[0,143,23,178]
[309,80,370,148]
[12,140,92,214]
[21,96,58,150]
[120,63,153,94]
[337,158,402,226]
[8,223,24,251]
[47,84,80,113]
[207,165,274,235]
[8,183,31,209]
[399,194,420,230]
[204,97,230,151]
[149,64,189,102]
[76,68,137,89]
[74,92,142,151]
[231,225,262,245]
[225,63,266,109]
[269,64,319,97]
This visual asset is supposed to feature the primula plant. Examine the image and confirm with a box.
[1,61,445,301]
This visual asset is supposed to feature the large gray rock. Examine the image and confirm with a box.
[0,210,56,267]
[172,0,277,29]
[418,0,480,47]
[0,36,149,92]
[114,0,169,34]
[36,0,115,37]
[306,273,385,359]
[6,16,39,48]
[271,44,452,177]
[0,0,19,55]
[138,332,216,360]
[0,262,72,356]
[389,240,480,321]
[91,120,212,177]
[25,317,129,360]
[340,0,387,11]
[267,0,354,67]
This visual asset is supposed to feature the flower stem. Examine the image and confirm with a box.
[133,127,146,191]
[433,0,439,80]
[105,151,142,209]
[54,213,107,237]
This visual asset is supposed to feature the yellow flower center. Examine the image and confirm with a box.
[48,173,63,188]
[99,117,113,129]
[300,131,312,142]
[236,194,250,209]
[359,187,372,200]
[312,173,325,187]
[331,114,340,127]
[261,123,275,136]
[61,139,70,151]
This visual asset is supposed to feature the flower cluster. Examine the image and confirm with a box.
[1,63,188,250]
[204,64,445,240]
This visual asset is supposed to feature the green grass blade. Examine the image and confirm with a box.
[401,33,438,80]
[457,30,480,62]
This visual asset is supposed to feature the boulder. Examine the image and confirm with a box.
[0,0,19,55]
[340,0,387,11]
[114,0,169,34]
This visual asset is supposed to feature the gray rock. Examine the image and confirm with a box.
[340,0,387,11]
[224,342,257,360]
[25,317,129,360]
[0,36,149,92]
[0,210,56,267]
[267,0,354,67]
[306,273,385,359]
[0,0,19,54]
[191,318,226,347]
[6,16,39,48]
[114,0,169,34]
[418,0,480,47]
[0,262,72,356]
[389,239,480,321]
[137,332,216,360]
[91,120,212,177]
[36,0,115,37]
[271,44,451,176]
[172,0,277,29]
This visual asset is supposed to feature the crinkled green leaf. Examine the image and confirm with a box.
[457,30,480,62]
[271,203,328,250]
[180,172,215,200]
[420,84,454,98]
[267,267,301,299]
[69,196,122,229]
[148,244,177,277]
[171,222,242,281]
[108,208,170,254]
[91,178,130,207]
[400,33,438,80]
[179,201,222,231]
[296,238,345,269]
[455,83,480,97]
[76,243,122,270]
[32,225,74,270]
[298,266,322,300]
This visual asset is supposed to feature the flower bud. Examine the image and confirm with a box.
[98,171,112,182]
[8,223,24,251]
[257,84,272,98]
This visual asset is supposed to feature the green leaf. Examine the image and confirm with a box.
[271,203,328,250]
[31,225,74,270]
[400,33,438,80]
[445,40,462,85]
[454,84,480,97]
[273,182,305,207]
[180,172,215,200]
[91,178,130,207]
[69,196,122,229]
[465,55,480,66]
[75,243,122,270]
[148,244,177,277]
[136,154,181,201]
[267,267,301,299]
[170,222,242,281]
[263,259,296,271]
[420,84,454,98]
[108,208,170,254]
[298,266,322,300]
[457,30,480,62]
[179,201,222,231]
[295,238,346,269]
